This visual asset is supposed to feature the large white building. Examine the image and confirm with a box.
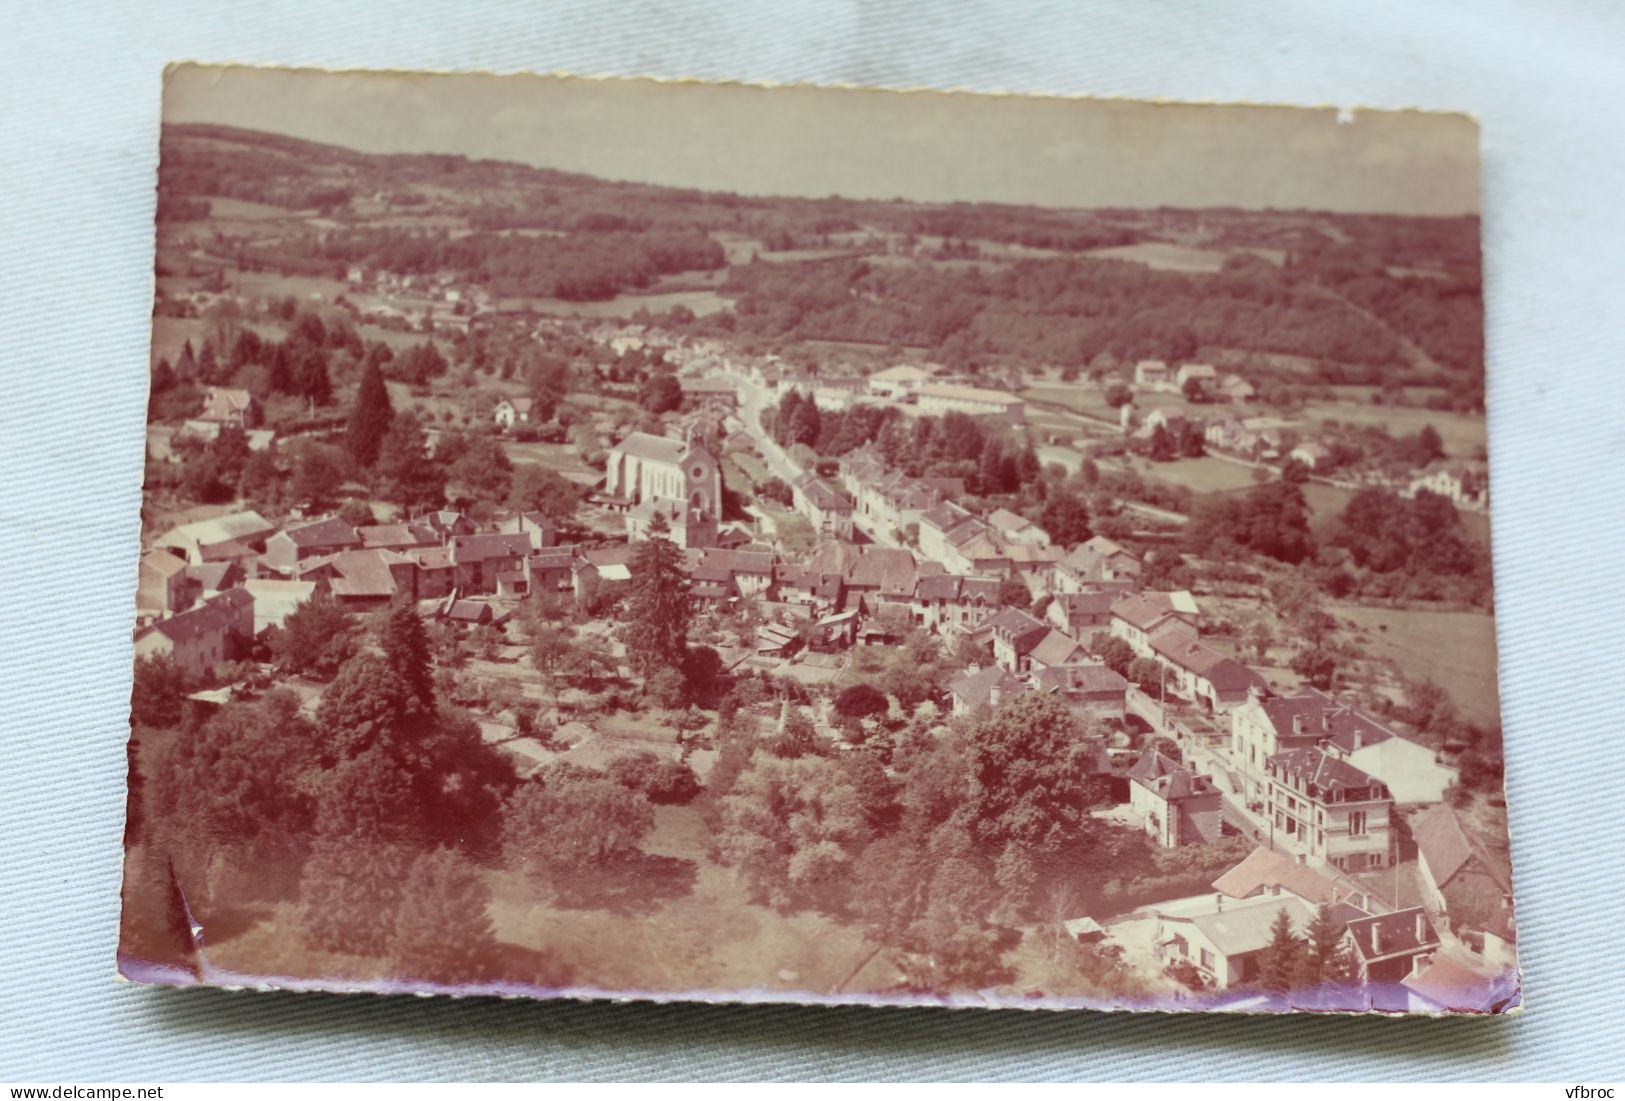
[599,430,724,548]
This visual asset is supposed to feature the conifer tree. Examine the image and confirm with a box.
[624,511,691,681]
[380,601,436,714]
[1259,906,1304,994]
[347,359,395,468]
[389,848,497,983]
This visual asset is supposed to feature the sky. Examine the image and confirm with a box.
[163,65,1481,215]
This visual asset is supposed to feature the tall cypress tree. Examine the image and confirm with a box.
[624,512,691,681]
[380,601,435,714]
[1259,906,1304,994]
[347,359,395,468]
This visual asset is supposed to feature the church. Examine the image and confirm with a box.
[597,429,723,548]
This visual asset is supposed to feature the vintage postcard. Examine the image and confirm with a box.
[121,65,1518,1015]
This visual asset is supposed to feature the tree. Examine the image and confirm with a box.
[287,439,348,511]
[298,835,417,957]
[607,752,701,805]
[375,412,447,516]
[1149,423,1176,462]
[1104,383,1132,408]
[503,774,655,894]
[1181,375,1207,402]
[508,464,583,521]
[380,602,436,713]
[130,654,188,728]
[963,694,1109,912]
[833,682,889,721]
[623,513,690,681]
[997,575,1031,610]
[1417,423,1445,463]
[268,591,360,679]
[637,372,682,414]
[446,432,514,505]
[1041,492,1092,547]
[388,847,497,982]
[1095,636,1136,678]
[1258,906,1304,994]
[316,653,417,760]
[1294,901,1348,993]
[1126,656,1164,695]
[346,359,395,468]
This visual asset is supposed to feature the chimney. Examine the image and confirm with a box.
[1415,911,1428,943]
[1292,714,1304,736]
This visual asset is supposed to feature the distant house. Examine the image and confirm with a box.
[493,396,535,429]
[199,386,260,429]
[1128,748,1224,847]
[1133,359,1173,390]
[1175,363,1217,393]
[1409,459,1490,510]
[572,545,636,604]
[1032,662,1129,720]
[1410,804,1516,941]
[1047,591,1120,636]
[1265,748,1394,874]
[413,510,478,544]
[967,606,1052,674]
[132,588,254,680]
[948,665,1028,716]
[499,511,560,552]
[1401,951,1515,1014]
[867,363,932,400]
[408,545,455,599]
[1054,535,1141,591]
[356,522,441,553]
[449,532,535,597]
[1288,442,1331,471]
[525,546,578,596]
[297,548,418,608]
[1109,590,1200,657]
[911,574,1002,636]
[1148,627,1268,713]
[791,473,856,540]
[1211,846,1344,908]
[809,376,866,410]
[679,377,740,411]
[1025,628,1091,673]
[914,383,1025,423]
[154,510,275,564]
[265,517,362,572]
[987,508,1050,547]
[1217,374,1256,403]
[242,577,320,637]
[137,550,190,615]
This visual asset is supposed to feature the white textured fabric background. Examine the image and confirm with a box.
[2,0,1623,1082]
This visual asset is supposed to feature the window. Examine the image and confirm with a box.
[1349,811,1367,837]
[1200,948,1215,972]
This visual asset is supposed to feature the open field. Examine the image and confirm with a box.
[1084,241,1232,272]
[1334,603,1501,728]
[1125,455,1262,495]
[230,270,350,304]
[1021,386,1120,423]
[500,440,601,485]
[511,289,735,319]
[1299,401,1486,458]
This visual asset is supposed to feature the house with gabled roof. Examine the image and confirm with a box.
[1410,803,1516,945]
[498,511,560,552]
[987,508,1050,547]
[132,588,254,680]
[1032,662,1129,720]
[1265,748,1394,873]
[1344,907,1441,989]
[1047,591,1120,636]
[791,473,855,540]
[1153,891,1316,990]
[356,522,441,553]
[154,509,276,564]
[911,574,1002,636]
[948,664,1028,716]
[1134,359,1174,390]
[265,516,362,572]
[137,550,191,615]
[199,386,260,429]
[1212,846,1344,907]
[1109,590,1200,656]
[449,532,535,597]
[492,396,535,429]
[1149,627,1269,713]
[1401,950,1515,1013]
[412,509,477,544]
[296,548,418,608]
[966,606,1052,673]
[1054,535,1141,591]
[1129,748,1224,847]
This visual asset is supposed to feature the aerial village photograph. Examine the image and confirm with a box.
[120,66,1518,1016]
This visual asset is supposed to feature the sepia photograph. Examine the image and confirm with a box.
[120,65,1517,1016]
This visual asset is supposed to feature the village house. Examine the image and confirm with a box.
[1211,846,1343,908]
[406,545,454,599]
[1031,662,1130,720]
[1175,362,1217,394]
[966,606,1052,674]
[690,549,777,602]
[1133,359,1173,390]
[598,430,723,549]
[154,509,276,565]
[492,396,535,429]
[1216,373,1256,403]
[791,473,856,540]
[916,504,1013,576]
[1230,688,1454,809]
[449,532,535,597]
[1047,591,1121,637]
[948,664,1028,716]
[910,574,1002,636]
[1153,891,1318,990]
[856,471,946,540]
[356,522,441,553]
[498,511,560,552]
[914,383,1025,423]
[987,509,1050,547]
[242,577,321,637]
[807,375,868,411]
[198,386,261,429]
[413,509,478,544]
[264,516,362,573]
[1129,748,1225,848]
[679,377,740,412]
[1264,748,1395,874]
[1025,628,1091,673]
[1148,627,1269,713]
[1109,590,1200,657]
[1409,458,1490,510]
[866,363,932,400]
[1401,950,1514,1014]
[132,588,255,680]
[1288,441,1332,471]
[572,545,636,605]
[523,546,578,597]
[1054,535,1142,591]
[1410,803,1516,943]
[184,561,241,601]
[296,548,419,608]
[1343,908,1442,989]
[137,550,191,616]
